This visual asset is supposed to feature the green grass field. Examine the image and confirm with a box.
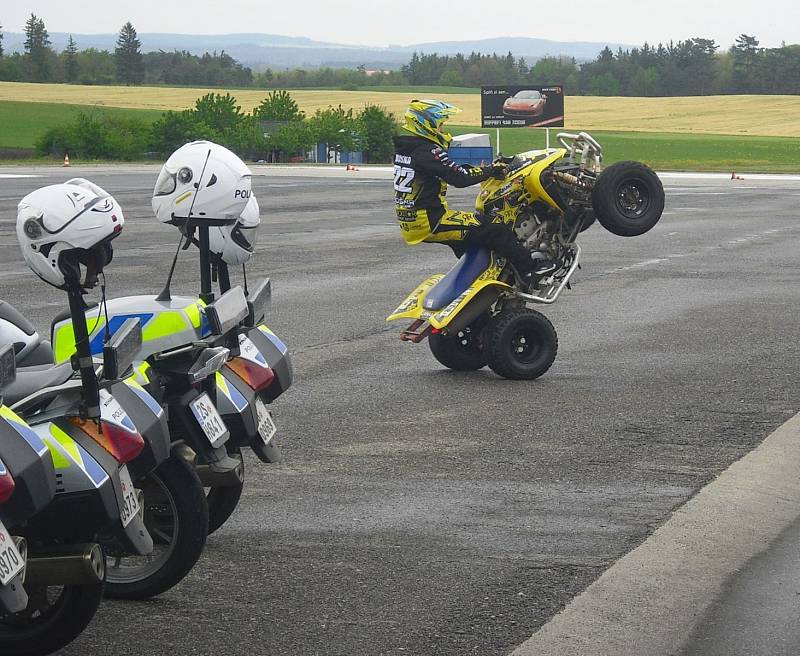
[1,94,798,172]
[0,100,164,149]
[450,126,800,173]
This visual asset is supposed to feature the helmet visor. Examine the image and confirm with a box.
[232,224,258,253]
[154,168,177,197]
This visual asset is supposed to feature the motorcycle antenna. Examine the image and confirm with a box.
[156,148,212,302]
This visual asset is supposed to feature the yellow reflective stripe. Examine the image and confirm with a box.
[142,311,188,341]
[132,362,151,385]
[0,406,23,423]
[43,424,82,469]
[215,371,231,399]
[175,191,193,205]
[185,302,202,329]
[53,317,107,364]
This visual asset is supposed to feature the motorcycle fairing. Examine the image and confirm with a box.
[215,371,249,414]
[34,423,110,492]
[109,381,170,482]
[52,295,210,365]
[476,147,566,216]
[30,421,152,553]
[0,407,56,528]
[251,325,293,402]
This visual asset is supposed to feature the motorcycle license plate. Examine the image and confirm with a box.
[255,398,277,445]
[0,520,25,586]
[118,465,140,529]
[190,393,227,444]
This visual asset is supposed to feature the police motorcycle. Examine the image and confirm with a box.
[48,143,292,535]
[3,181,209,602]
[388,131,665,379]
[0,342,111,656]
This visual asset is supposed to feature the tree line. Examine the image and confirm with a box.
[36,90,399,163]
[0,14,253,86]
[1,14,798,95]
[400,36,800,95]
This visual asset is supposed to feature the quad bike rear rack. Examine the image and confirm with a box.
[516,245,582,305]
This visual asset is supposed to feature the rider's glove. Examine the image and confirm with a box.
[485,162,509,179]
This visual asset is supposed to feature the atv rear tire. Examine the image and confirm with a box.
[485,309,557,380]
[429,320,487,371]
[592,161,664,237]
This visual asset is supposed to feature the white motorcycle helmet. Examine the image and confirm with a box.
[16,181,124,289]
[208,194,260,266]
[152,140,252,226]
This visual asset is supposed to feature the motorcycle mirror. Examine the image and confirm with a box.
[0,344,16,391]
[204,286,249,336]
[103,318,143,380]
[245,277,272,327]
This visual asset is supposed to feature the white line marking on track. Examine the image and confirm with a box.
[0,174,41,179]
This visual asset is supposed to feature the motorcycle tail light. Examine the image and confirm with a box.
[225,358,275,392]
[0,459,15,504]
[71,418,145,465]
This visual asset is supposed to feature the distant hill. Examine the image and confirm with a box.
[1,32,632,69]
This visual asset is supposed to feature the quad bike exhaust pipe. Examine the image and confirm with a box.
[25,543,105,586]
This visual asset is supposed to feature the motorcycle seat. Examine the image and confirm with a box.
[423,247,491,311]
[0,301,36,336]
[2,362,74,406]
[0,300,55,366]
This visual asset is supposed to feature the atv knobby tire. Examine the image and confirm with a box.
[429,320,487,371]
[592,161,665,237]
[485,309,557,380]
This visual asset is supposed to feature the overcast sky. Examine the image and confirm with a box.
[1,0,797,49]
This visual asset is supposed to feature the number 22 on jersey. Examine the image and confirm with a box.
[393,166,415,193]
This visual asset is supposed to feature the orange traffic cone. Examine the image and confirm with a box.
[63,153,70,167]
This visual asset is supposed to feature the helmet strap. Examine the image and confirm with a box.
[64,279,101,419]
[198,225,214,304]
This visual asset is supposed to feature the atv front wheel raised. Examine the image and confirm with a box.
[485,309,557,380]
[592,161,664,237]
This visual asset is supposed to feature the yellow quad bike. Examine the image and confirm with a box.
[388,131,665,380]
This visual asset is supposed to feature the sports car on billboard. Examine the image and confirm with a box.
[502,90,547,117]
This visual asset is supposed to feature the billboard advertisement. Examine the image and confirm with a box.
[480,85,565,128]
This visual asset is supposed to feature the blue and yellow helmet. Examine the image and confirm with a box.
[402,99,461,149]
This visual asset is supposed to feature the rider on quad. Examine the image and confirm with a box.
[392,99,556,278]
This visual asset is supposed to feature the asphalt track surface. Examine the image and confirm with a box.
[2,165,800,655]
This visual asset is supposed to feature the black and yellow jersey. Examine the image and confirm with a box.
[393,135,492,244]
